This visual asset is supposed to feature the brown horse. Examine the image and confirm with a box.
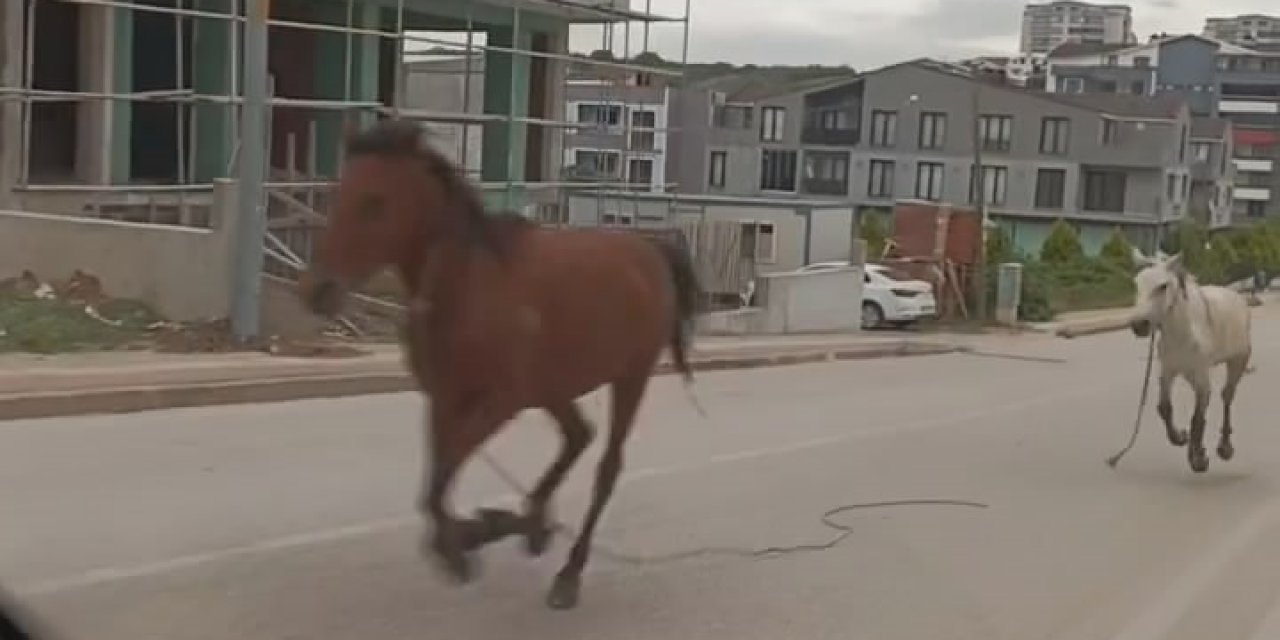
[298,120,700,610]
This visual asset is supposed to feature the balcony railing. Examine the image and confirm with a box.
[801,126,859,146]
[801,178,850,196]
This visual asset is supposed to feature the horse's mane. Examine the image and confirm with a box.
[344,120,534,255]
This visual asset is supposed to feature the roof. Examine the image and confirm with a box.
[1046,42,1132,59]
[861,58,1188,120]
[691,70,859,102]
[1044,92,1187,119]
[1192,117,1230,138]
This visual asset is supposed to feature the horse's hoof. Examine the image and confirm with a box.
[1218,441,1235,461]
[423,533,476,584]
[1168,430,1188,447]
[1189,448,1210,474]
[546,575,581,610]
[525,524,553,557]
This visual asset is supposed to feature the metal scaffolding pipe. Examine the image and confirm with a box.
[231,0,271,342]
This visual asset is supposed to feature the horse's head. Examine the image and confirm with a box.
[1128,249,1188,337]
[300,119,477,316]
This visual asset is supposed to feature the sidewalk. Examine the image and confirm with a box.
[0,333,959,421]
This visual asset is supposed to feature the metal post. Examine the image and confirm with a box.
[231,0,270,342]
[970,82,988,321]
[505,6,521,213]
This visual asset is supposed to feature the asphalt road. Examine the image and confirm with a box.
[5,314,1280,640]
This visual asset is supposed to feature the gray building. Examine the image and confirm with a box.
[1045,35,1279,225]
[1204,15,1280,48]
[669,59,1198,256]
[561,63,672,192]
[1021,1,1136,54]
[403,56,487,179]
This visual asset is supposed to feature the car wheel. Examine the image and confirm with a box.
[861,302,884,329]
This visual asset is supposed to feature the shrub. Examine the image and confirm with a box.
[1099,227,1134,272]
[1040,219,1084,266]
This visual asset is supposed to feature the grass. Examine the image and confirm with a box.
[0,293,163,354]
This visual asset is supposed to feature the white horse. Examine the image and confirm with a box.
[1127,250,1253,473]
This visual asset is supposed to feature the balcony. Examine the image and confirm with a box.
[801,178,850,197]
[801,126,859,146]
[1234,157,1275,173]
[1236,187,1273,201]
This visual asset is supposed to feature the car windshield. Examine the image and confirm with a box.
[868,265,916,282]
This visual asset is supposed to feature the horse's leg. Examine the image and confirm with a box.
[1217,356,1249,461]
[419,398,501,584]
[522,402,596,557]
[546,369,650,610]
[1186,371,1212,474]
[1157,369,1186,447]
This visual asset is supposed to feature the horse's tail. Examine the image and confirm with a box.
[652,235,701,382]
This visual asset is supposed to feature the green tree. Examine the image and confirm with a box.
[1040,219,1084,266]
[859,212,890,260]
[1099,227,1134,271]
[985,225,1017,266]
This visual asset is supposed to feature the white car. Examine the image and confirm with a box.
[796,261,938,329]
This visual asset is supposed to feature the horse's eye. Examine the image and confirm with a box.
[1154,283,1169,294]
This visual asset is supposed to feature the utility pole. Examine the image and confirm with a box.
[231,0,271,342]
[970,82,989,322]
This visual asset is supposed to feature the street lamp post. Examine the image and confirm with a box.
[970,82,989,322]
[231,0,271,342]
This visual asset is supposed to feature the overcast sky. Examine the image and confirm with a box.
[567,0,1280,69]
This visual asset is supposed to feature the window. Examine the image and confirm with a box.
[576,103,621,126]
[814,108,850,130]
[1034,168,1066,209]
[574,149,620,176]
[1101,119,1120,145]
[918,112,947,150]
[869,110,897,147]
[1134,56,1151,68]
[1106,55,1119,66]
[1130,81,1146,95]
[629,110,656,151]
[708,150,727,188]
[1083,170,1127,212]
[802,151,849,194]
[1244,201,1267,218]
[739,221,777,263]
[1178,125,1188,163]
[628,158,654,186]
[979,115,1013,152]
[914,162,945,201]
[601,213,635,226]
[970,165,1009,206]
[868,160,895,198]
[1166,174,1178,201]
[1181,174,1189,202]
[759,149,798,191]
[1040,117,1070,155]
[713,104,753,129]
[761,106,786,142]
[1061,77,1085,93]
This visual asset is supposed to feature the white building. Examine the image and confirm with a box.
[1020,1,1137,54]
[1204,15,1280,48]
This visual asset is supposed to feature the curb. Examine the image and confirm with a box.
[0,341,958,421]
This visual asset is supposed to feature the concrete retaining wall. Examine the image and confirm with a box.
[0,181,238,322]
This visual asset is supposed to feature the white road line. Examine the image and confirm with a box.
[16,381,1112,597]
[1109,500,1280,640]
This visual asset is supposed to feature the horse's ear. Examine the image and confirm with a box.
[1164,252,1185,273]
[1131,247,1155,268]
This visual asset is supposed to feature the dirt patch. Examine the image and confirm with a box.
[0,270,395,357]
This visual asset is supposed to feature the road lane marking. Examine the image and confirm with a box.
[1109,500,1280,640]
[16,381,1115,596]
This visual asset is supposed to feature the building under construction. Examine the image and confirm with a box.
[0,0,690,225]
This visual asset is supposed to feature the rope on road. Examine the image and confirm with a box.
[476,450,988,567]
[1105,332,1157,469]
[953,346,1068,364]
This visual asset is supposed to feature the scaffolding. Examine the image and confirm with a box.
[0,0,691,221]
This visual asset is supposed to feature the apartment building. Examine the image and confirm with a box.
[1204,15,1280,48]
[669,59,1197,256]
[562,63,672,192]
[1044,35,1278,224]
[1021,1,1136,54]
